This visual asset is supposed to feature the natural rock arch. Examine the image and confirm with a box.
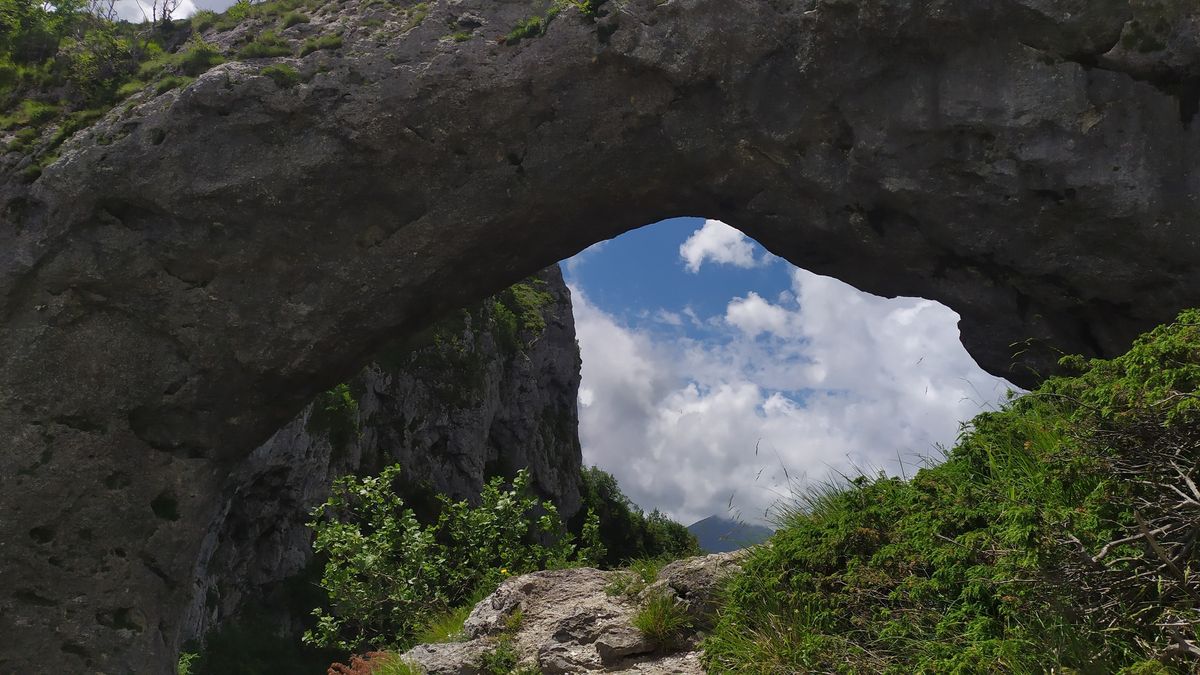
[1,0,1198,670]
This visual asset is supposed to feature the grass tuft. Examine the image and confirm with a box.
[632,591,692,648]
[261,63,301,88]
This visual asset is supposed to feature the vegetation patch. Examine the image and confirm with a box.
[261,63,300,88]
[574,466,700,569]
[281,11,310,28]
[702,309,1200,673]
[633,590,693,648]
[299,33,342,56]
[237,30,292,59]
[306,383,360,454]
[305,466,604,651]
[503,0,609,45]
[399,2,429,33]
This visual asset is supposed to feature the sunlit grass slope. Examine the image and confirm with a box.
[704,310,1200,674]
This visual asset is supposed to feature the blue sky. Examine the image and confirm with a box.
[563,219,1014,527]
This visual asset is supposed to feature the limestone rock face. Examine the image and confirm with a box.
[401,552,745,675]
[179,265,582,645]
[2,0,1200,670]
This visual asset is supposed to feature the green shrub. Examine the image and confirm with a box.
[305,383,360,452]
[306,466,598,651]
[191,9,218,32]
[237,31,292,58]
[261,63,300,88]
[114,79,146,98]
[632,591,692,648]
[281,11,309,27]
[154,75,192,95]
[0,98,57,129]
[299,33,342,56]
[176,651,197,675]
[504,16,547,45]
[176,36,223,76]
[703,310,1200,673]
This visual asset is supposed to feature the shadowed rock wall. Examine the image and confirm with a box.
[180,265,581,648]
[1,0,1199,670]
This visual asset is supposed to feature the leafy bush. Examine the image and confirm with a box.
[306,466,605,651]
[702,309,1200,673]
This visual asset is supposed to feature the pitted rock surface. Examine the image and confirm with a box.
[402,551,745,675]
[2,0,1200,670]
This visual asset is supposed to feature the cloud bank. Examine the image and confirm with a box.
[572,230,1013,527]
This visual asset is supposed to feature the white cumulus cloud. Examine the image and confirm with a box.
[678,220,767,273]
[570,266,1013,527]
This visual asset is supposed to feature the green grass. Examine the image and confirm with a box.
[605,556,664,597]
[504,16,549,45]
[414,604,474,644]
[632,591,692,648]
[155,75,193,96]
[281,11,310,27]
[237,31,293,59]
[261,64,300,88]
[191,9,219,32]
[299,34,343,56]
[400,3,429,33]
[702,310,1200,673]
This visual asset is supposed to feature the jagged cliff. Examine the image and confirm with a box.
[181,265,582,646]
[2,0,1200,671]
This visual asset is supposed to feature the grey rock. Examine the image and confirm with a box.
[639,550,746,631]
[403,552,743,675]
[3,0,1200,670]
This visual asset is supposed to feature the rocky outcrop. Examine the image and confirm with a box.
[2,0,1200,671]
[180,265,582,645]
[401,552,745,674]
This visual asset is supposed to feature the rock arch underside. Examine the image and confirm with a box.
[2,0,1199,670]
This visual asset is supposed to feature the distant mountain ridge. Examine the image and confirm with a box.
[688,516,773,553]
